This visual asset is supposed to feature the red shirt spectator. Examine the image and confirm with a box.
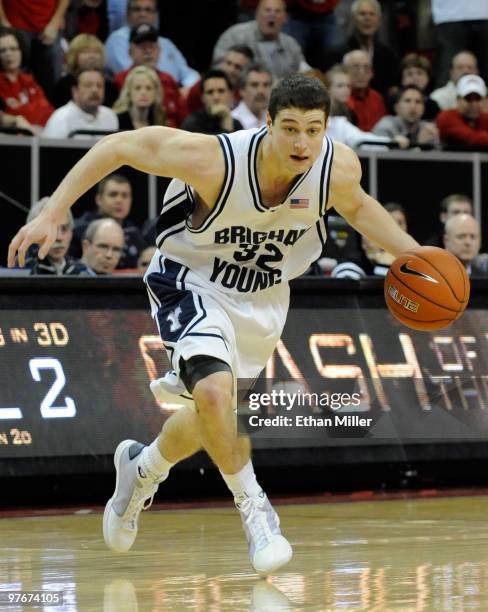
[436,74,488,150]
[1,0,58,31]
[347,87,386,131]
[437,110,488,149]
[0,72,53,125]
[114,67,187,128]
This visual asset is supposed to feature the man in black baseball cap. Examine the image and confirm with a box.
[129,23,158,45]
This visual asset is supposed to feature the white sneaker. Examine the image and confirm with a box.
[236,491,292,575]
[103,439,164,553]
[150,370,195,410]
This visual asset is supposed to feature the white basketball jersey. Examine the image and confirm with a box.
[155,126,334,294]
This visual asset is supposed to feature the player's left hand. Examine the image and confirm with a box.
[8,213,60,267]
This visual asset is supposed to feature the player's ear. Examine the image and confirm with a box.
[266,112,272,132]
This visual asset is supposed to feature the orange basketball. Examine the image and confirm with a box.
[384,246,470,331]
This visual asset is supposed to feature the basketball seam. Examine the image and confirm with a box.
[388,268,461,313]
[405,250,466,305]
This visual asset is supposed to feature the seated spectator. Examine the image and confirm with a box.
[324,65,406,149]
[320,0,398,97]
[81,217,125,275]
[137,245,157,273]
[343,49,386,131]
[24,197,95,275]
[430,51,478,111]
[436,74,488,151]
[70,173,146,269]
[64,0,109,42]
[113,24,187,128]
[105,0,199,91]
[187,44,254,115]
[0,0,67,97]
[51,34,118,108]
[372,86,440,149]
[444,213,488,277]
[212,0,310,81]
[398,53,440,121]
[113,65,165,129]
[0,27,53,133]
[231,63,272,129]
[181,70,243,135]
[331,203,407,278]
[425,193,473,247]
[43,68,119,138]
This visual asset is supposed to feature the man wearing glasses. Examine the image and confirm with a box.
[105,0,199,93]
[81,218,125,275]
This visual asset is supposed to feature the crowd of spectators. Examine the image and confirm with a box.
[1,0,488,276]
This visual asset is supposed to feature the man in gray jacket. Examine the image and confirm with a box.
[372,85,440,148]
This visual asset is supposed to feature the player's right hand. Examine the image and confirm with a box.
[8,213,59,268]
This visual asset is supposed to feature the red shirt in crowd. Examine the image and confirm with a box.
[0,72,53,125]
[347,87,386,132]
[2,0,57,32]
[114,67,188,128]
[436,110,488,149]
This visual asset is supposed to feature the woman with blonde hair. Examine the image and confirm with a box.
[113,65,165,130]
[52,33,118,107]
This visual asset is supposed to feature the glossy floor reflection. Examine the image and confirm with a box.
[2,496,488,611]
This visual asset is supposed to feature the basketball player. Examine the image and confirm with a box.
[8,75,419,575]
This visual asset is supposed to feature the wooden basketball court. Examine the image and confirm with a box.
[2,495,488,610]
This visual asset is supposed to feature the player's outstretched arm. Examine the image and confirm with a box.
[8,127,223,267]
[328,142,419,256]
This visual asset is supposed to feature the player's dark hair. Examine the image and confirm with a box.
[201,69,233,93]
[440,193,472,213]
[97,173,131,196]
[268,74,330,122]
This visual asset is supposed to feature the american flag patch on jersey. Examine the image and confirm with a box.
[290,198,309,209]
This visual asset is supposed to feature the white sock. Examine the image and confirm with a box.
[220,459,262,501]
[139,439,175,480]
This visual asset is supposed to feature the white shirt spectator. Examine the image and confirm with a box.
[43,101,118,139]
[231,101,266,130]
[430,80,458,111]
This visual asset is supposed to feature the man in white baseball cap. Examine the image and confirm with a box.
[437,74,488,150]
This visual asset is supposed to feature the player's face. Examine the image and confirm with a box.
[402,67,429,91]
[269,108,326,173]
[96,180,132,221]
[48,214,72,264]
[445,219,480,264]
[241,71,272,114]
[328,73,351,103]
[130,74,156,108]
[395,89,424,123]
